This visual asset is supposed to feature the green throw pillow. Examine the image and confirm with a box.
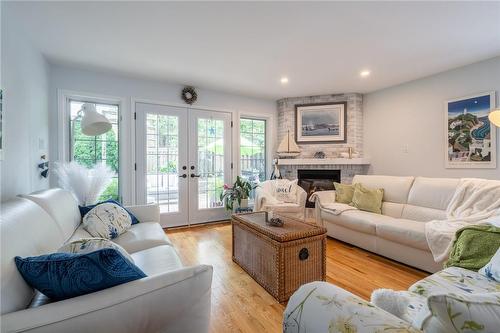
[334,182,355,204]
[351,183,384,214]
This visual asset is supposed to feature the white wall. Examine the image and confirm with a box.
[364,56,500,180]
[1,4,50,201]
[49,65,277,203]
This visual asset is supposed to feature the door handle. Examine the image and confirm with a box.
[190,173,201,178]
[179,174,187,178]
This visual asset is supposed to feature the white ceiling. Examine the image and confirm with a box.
[5,1,500,99]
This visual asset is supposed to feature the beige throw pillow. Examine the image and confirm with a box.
[351,183,384,214]
[58,238,134,263]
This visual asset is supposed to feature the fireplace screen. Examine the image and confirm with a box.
[297,169,341,208]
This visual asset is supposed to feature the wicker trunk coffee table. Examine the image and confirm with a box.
[231,212,327,302]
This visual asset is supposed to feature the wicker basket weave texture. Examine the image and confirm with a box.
[232,212,326,302]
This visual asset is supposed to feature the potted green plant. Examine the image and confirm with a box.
[220,176,255,211]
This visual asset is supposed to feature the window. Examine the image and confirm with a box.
[69,100,120,201]
[240,118,266,184]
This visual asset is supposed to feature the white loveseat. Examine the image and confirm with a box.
[313,175,465,273]
[0,188,213,333]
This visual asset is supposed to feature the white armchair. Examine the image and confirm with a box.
[254,180,307,220]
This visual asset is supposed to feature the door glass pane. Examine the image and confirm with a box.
[240,118,266,203]
[146,113,179,213]
[197,118,224,209]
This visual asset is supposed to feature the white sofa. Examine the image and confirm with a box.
[254,180,307,220]
[313,175,465,273]
[0,188,213,333]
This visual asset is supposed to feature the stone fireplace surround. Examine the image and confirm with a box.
[276,93,368,184]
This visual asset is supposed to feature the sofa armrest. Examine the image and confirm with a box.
[1,265,213,333]
[309,190,336,225]
[284,282,420,333]
[309,190,336,206]
[125,204,160,223]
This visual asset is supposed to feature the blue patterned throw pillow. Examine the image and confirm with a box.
[79,200,140,225]
[15,248,146,301]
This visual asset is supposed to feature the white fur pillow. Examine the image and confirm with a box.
[58,237,133,263]
[83,203,132,239]
[371,288,410,319]
[273,179,298,203]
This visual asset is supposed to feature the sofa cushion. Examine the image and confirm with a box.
[352,175,414,204]
[406,177,459,211]
[0,198,65,315]
[131,245,183,276]
[381,202,405,218]
[15,249,146,301]
[322,209,394,235]
[376,219,428,251]
[113,222,172,253]
[401,204,446,222]
[23,189,81,241]
[409,267,500,297]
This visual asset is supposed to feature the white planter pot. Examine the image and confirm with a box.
[240,198,249,208]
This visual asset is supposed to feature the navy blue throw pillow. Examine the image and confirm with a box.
[79,200,140,225]
[15,249,146,301]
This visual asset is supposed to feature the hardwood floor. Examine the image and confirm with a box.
[167,222,428,333]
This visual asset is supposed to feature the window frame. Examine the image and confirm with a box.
[58,90,125,202]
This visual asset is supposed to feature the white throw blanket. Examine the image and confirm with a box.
[425,178,500,263]
[309,192,358,215]
[318,203,358,215]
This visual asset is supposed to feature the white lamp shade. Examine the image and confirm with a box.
[80,103,112,136]
[489,109,500,128]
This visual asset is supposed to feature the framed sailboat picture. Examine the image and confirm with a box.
[445,91,496,169]
[295,102,347,143]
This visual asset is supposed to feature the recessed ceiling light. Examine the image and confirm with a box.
[280,77,289,84]
[360,70,371,78]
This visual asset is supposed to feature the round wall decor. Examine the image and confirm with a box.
[181,86,197,105]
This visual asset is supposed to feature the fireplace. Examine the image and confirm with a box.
[297,169,341,208]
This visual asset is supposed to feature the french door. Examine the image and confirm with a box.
[135,102,232,227]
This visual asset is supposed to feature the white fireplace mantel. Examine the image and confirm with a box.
[277,158,370,166]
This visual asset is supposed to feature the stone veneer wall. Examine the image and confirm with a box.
[276,93,367,183]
